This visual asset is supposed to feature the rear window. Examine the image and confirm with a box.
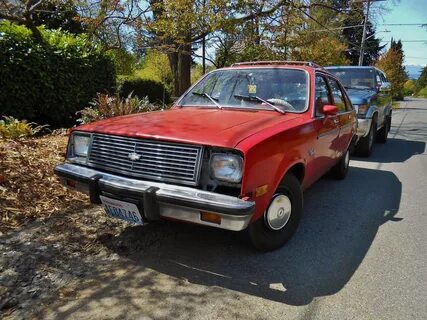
[327,68,376,90]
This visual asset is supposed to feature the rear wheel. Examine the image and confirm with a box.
[330,148,350,180]
[356,119,376,157]
[248,173,302,252]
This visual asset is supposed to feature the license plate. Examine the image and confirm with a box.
[100,196,143,225]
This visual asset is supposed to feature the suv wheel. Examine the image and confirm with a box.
[356,119,376,157]
[377,114,391,143]
[331,148,350,180]
[248,173,302,252]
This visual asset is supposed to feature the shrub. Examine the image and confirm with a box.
[109,48,138,75]
[118,76,170,104]
[77,93,162,124]
[0,22,116,128]
[0,116,48,139]
[403,79,416,96]
[418,86,427,98]
[135,50,173,92]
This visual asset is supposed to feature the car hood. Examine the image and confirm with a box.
[346,88,377,105]
[75,107,302,148]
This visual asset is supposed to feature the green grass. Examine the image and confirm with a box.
[392,101,401,110]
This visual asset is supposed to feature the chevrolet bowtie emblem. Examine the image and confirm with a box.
[128,152,141,161]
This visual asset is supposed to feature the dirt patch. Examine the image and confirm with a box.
[0,207,129,319]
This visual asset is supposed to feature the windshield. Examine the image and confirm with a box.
[327,68,376,90]
[178,68,309,113]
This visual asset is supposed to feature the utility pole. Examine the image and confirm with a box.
[359,0,371,66]
[202,0,206,74]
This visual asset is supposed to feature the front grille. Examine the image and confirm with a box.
[88,133,203,185]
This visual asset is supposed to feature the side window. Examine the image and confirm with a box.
[314,75,332,116]
[376,71,383,85]
[327,78,347,112]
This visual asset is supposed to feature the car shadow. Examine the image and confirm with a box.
[100,166,402,306]
[352,138,426,163]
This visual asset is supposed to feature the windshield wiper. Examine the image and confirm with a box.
[192,92,222,109]
[234,94,285,114]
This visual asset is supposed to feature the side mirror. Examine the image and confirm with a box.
[380,82,391,93]
[322,104,338,116]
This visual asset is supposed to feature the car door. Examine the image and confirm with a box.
[327,77,356,154]
[380,71,393,108]
[375,69,387,126]
[310,74,341,175]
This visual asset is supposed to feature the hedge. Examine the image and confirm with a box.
[0,22,116,127]
[118,76,170,105]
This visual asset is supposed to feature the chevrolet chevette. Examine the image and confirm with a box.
[55,61,357,251]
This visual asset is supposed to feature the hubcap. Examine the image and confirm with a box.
[265,194,292,230]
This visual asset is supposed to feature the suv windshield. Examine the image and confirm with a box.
[178,68,309,113]
[327,68,376,90]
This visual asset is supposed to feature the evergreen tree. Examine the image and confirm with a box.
[342,2,384,66]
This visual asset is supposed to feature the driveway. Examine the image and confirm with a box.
[2,98,427,320]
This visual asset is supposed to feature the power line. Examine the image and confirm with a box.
[378,23,427,26]
[380,40,427,43]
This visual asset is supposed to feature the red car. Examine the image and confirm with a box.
[55,61,357,251]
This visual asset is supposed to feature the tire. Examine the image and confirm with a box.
[330,148,350,180]
[356,119,376,157]
[248,173,303,252]
[376,114,391,143]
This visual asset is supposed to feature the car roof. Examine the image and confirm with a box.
[221,61,323,72]
[325,66,379,70]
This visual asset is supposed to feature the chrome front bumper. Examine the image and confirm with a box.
[55,163,255,231]
[356,118,372,138]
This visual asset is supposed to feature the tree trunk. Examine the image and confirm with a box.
[168,43,192,97]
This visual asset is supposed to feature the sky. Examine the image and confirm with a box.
[378,0,427,66]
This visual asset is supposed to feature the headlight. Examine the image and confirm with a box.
[355,104,369,115]
[70,133,91,158]
[210,153,243,183]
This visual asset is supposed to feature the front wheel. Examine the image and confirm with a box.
[377,114,391,143]
[356,119,376,157]
[248,173,302,252]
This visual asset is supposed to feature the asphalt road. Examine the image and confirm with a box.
[46,98,427,320]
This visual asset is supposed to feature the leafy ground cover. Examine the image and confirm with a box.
[0,132,89,232]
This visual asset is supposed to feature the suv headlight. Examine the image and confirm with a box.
[210,153,243,183]
[69,132,91,159]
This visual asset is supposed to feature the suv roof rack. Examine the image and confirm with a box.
[231,60,324,69]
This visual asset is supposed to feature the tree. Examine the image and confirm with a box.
[415,66,427,94]
[292,36,349,66]
[341,2,384,66]
[376,39,407,100]
[32,0,85,34]
[403,80,416,96]
[0,0,45,41]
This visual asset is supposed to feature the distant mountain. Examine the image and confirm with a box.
[405,65,424,80]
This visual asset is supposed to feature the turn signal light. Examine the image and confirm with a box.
[200,212,221,225]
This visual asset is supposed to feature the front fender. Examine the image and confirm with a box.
[237,121,313,222]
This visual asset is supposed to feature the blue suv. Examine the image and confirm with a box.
[325,66,392,157]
